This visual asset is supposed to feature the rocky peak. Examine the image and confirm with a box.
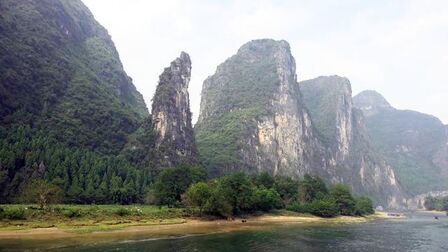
[151,52,197,167]
[196,39,318,176]
[353,90,392,116]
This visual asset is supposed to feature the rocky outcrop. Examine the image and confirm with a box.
[195,39,403,207]
[196,39,325,176]
[353,90,392,116]
[300,76,353,160]
[353,90,448,195]
[152,52,198,167]
[300,76,403,208]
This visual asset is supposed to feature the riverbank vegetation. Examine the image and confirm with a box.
[150,167,374,218]
[424,196,448,211]
[0,166,374,229]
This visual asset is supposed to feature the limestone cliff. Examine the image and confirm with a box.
[195,40,403,207]
[300,76,353,161]
[196,39,325,176]
[300,76,403,207]
[151,52,198,167]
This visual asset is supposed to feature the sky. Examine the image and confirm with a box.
[82,0,448,124]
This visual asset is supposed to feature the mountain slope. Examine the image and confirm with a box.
[0,0,150,203]
[353,91,448,195]
[0,0,148,154]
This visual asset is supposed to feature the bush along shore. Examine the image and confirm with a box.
[0,167,375,233]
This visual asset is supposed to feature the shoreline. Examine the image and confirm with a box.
[0,212,389,240]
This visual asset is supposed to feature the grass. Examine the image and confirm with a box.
[0,204,188,233]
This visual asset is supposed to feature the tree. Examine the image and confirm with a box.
[273,176,299,204]
[298,174,327,204]
[253,172,275,189]
[329,184,356,216]
[152,166,206,206]
[253,187,282,211]
[424,196,436,210]
[183,182,212,216]
[203,185,233,218]
[354,196,374,216]
[219,172,254,215]
[309,197,339,217]
[20,179,63,209]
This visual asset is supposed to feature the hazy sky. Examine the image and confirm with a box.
[82,0,448,124]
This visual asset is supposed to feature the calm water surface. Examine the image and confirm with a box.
[1,212,447,252]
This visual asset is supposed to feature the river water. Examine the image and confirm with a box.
[1,212,447,251]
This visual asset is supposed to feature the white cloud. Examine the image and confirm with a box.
[82,0,448,124]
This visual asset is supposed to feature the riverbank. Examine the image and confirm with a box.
[0,206,388,240]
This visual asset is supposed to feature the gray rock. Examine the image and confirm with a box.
[152,52,198,167]
[196,39,403,208]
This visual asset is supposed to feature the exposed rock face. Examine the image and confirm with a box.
[196,39,324,176]
[352,90,392,116]
[300,76,403,208]
[195,40,403,207]
[353,91,448,195]
[300,76,353,160]
[152,52,198,167]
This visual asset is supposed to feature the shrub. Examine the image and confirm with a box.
[354,197,374,216]
[309,198,339,218]
[203,187,233,218]
[253,188,283,211]
[273,176,299,204]
[115,207,130,216]
[3,207,26,220]
[298,174,328,204]
[329,184,356,216]
[62,208,83,218]
[286,202,306,213]
[152,166,207,206]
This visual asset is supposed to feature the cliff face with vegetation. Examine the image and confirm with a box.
[195,40,325,176]
[195,40,403,207]
[0,0,196,203]
[353,91,448,195]
[151,52,198,167]
[300,76,403,207]
[0,0,151,203]
[0,0,148,154]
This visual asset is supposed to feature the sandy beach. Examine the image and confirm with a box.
[0,213,385,241]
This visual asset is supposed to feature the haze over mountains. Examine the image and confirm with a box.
[0,0,446,208]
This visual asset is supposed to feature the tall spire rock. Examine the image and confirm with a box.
[151,52,198,167]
